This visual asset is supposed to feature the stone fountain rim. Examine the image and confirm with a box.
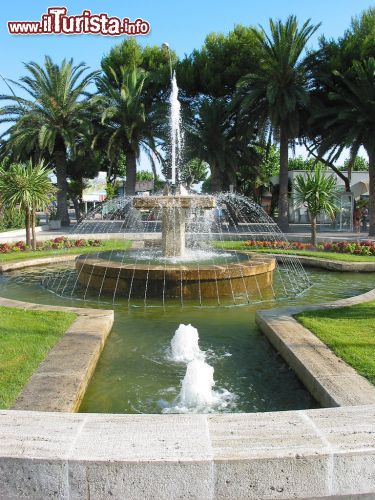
[75,251,276,281]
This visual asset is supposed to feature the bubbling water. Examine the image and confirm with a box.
[171,323,204,363]
[163,323,236,413]
[180,359,215,407]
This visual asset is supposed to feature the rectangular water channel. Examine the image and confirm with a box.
[0,264,374,414]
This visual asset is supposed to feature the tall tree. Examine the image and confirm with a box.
[185,98,239,192]
[178,25,262,97]
[236,16,320,231]
[101,38,176,105]
[302,7,375,190]
[95,67,159,195]
[311,58,375,236]
[99,39,177,190]
[0,57,97,226]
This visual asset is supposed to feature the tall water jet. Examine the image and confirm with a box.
[171,324,204,363]
[169,71,184,186]
[180,359,215,407]
[132,67,216,259]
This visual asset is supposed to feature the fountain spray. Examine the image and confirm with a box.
[170,324,204,363]
[163,42,184,188]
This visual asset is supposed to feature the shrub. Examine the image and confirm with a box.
[0,238,103,255]
[243,240,375,256]
[0,243,12,253]
[0,208,24,231]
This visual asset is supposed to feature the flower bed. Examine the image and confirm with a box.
[0,237,103,254]
[244,240,375,256]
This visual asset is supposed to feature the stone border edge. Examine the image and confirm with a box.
[269,252,375,271]
[0,296,114,412]
[256,288,375,407]
[0,254,77,272]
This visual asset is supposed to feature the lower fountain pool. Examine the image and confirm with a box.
[0,262,374,414]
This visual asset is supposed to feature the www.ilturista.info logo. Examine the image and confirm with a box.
[8,7,150,36]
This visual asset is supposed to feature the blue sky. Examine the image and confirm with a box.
[0,0,373,168]
[1,0,373,81]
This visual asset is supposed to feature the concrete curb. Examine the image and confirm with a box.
[0,254,77,272]
[256,288,375,408]
[0,296,114,412]
[0,405,374,499]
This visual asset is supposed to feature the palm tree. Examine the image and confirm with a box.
[185,98,239,192]
[0,160,56,249]
[294,165,339,247]
[311,58,375,236]
[94,66,158,195]
[237,16,320,231]
[0,57,98,226]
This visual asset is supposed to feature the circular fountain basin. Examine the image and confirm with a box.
[75,251,275,299]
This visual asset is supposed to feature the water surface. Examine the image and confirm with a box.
[0,264,373,414]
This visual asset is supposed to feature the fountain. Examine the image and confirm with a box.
[179,359,215,407]
[170,323,216,408]
[166,323,235,412]
[170,323,204,362]
[43,64,310,306]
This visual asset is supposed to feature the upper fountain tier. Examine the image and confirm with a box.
[130,69,218,258]
[133,192,216,257]
[132,194,216,210]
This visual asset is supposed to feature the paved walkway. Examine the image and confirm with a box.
[1,225,374,243]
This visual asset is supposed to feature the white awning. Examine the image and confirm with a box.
[351,181,369,199]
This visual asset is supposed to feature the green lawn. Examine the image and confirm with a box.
[213,241,375,262]
[295,300,375,385]
[0,239,130,263]
[0,306,76,408]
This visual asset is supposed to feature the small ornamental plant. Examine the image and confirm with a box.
[293,165,340,247]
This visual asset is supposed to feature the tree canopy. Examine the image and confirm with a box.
[178,25,262,97]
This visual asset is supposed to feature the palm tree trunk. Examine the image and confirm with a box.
[278,125,289,232]
[211,163,222,193]
[25,207,31,247]
[31,208,36,250]
[54,139,70,227]
[71,195,81,223]
[150,159,158,191]
[125,150,137,195]
[368,149,375,236]
[310,215,317,247]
